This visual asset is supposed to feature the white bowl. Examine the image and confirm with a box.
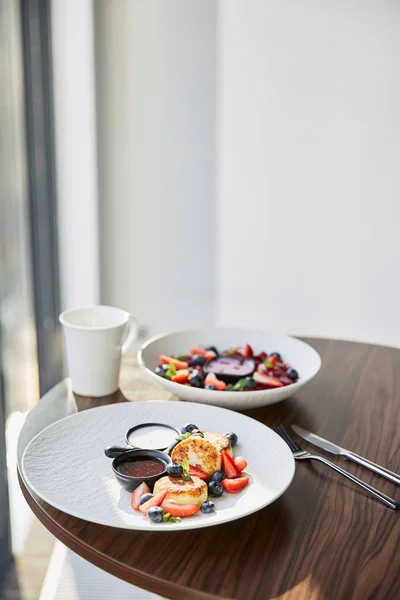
[138,328,321,410]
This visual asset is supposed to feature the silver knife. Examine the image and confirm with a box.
[292,425,400,485]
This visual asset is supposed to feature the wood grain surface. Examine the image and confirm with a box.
[18,339,400,600]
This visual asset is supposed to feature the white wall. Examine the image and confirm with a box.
[217,0,400,346]
[95,0,217,336]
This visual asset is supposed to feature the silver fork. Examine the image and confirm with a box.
[274,425,399,510]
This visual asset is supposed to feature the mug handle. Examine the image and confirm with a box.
[122,315,139,354]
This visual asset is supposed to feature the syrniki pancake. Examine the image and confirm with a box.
[171,436,221,477]
[203,431,232,456]
[153,475,207,506]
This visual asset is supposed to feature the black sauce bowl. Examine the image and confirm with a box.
[112,449,172,492]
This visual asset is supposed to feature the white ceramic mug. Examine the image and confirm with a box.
[59,306,138,397]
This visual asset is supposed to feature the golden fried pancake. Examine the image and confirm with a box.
[153,475,207,506]
[171,436,221,477]
[203,431,232,456]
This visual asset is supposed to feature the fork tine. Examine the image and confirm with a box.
[273,425,302,453]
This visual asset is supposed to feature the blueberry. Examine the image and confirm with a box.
[192,354,206,366]
[206,346,218,355]
[224,432,238,447]
[243,377,257,390]
[200,500,215,514]
[147,506,164,523]
[287,368,299,381]
[211,470,226,482]
[181,423,198,434]
[155,366,167,377]
[139,493,154,505]
[271,352,281,359]
[208,481,224,497]
[205,384,216,390]
[189,374,204,388]
[167,462,183,477]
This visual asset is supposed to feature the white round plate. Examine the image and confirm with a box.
[138,328,321,410]
[22,401,295,531]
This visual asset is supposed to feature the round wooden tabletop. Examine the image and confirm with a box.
[18,339,400,600]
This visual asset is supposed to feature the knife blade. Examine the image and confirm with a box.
[292,424,400,485]
[292,425,346,455]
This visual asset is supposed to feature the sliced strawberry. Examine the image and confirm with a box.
[222,476,249,493]
[205,350,217,361]
[253,371,284,388]
[278,375,293,385]
[221,450,241,478]
[242,344,253,358]
[204,373,226,391]
[171,369,189,384]
[257,363,267,374]
[139,490,168,515]
[189,465,208,480]
[159,355,188,369]
[234,456,248,472]
[131,482,151,511]
[269,354,277,366]
[190,347,208,357]
[161,499,200,518]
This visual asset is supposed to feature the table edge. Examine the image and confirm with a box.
[18,471,229,600]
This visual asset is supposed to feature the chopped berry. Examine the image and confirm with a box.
[139,493,154,505]
[181,423,198,434]
[234,456,247,471]
[211,470,226,482]
[188,465,207,479]
[208,481,224,497]
[192,354,206,366]
[190,429,204,437]
[200,501,215,514]
[147,506,164,523]
[161,499,200,517]
[224,432,238,447]
[205,384,216,390]
[167,463,183,477]
[287,368,299,381]
[271,352,281,359]
[242,344,253,358]
[221,476,249,493]
[155,366,167,377]
[131,482,151,511]
[189,373,204,388]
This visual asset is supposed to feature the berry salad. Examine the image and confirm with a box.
[155,345,299,392]
[131,425,249,524]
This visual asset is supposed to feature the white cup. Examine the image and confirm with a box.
[59,305,138,397]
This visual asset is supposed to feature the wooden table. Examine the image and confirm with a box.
[18,339,400,600]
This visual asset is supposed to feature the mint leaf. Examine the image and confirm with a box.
[181,459,192,481]
[169,516,181,523]
[225,347,240,356]
[264,360,277,370]
[233,378,246,391]
[164,364,177,379]
[163,513,171,522]
[176,432,191,441]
